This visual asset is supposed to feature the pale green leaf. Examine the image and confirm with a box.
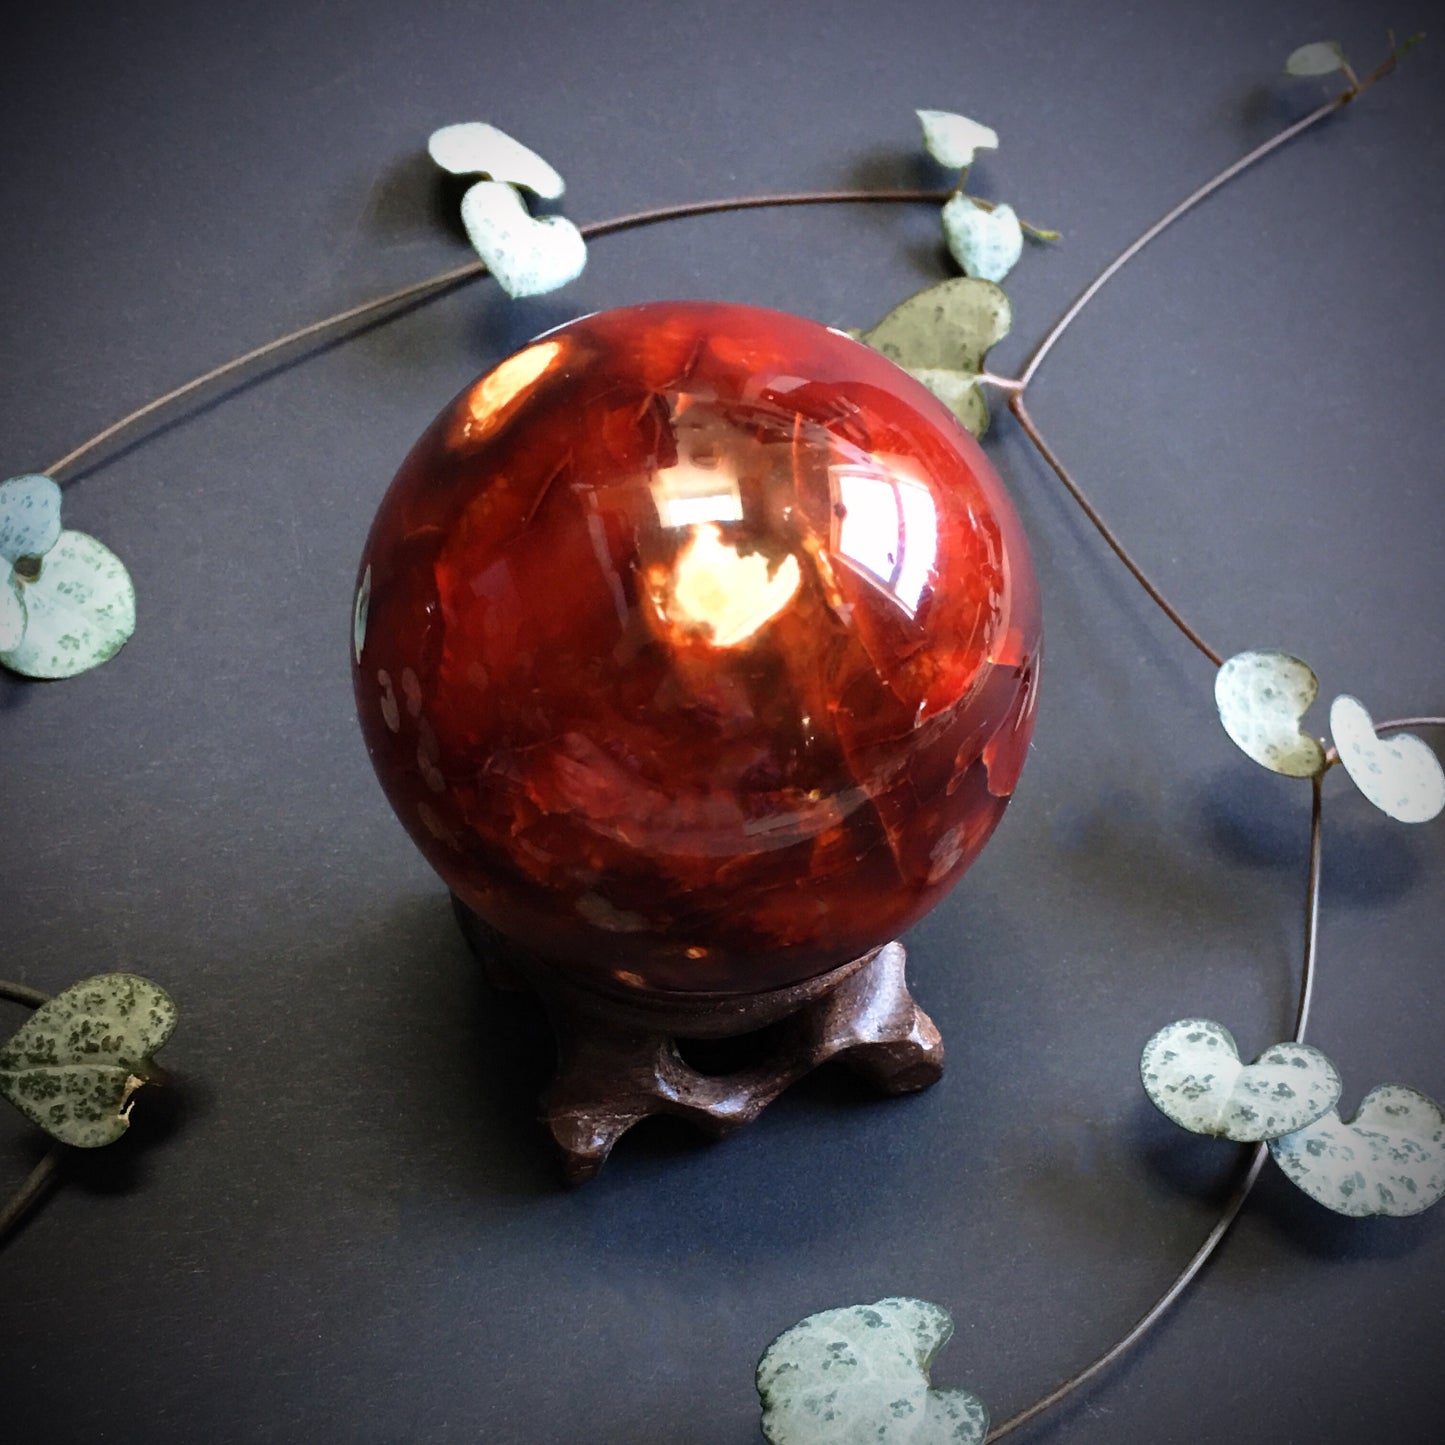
[1270,1085,1445,1217]
[1141,1020,1340,1141]
[0,473,62,563]
[1330,695,1445,824]
[758,1298,988,1444]
[0,974,177,1148]
[0,563,24,650]
[1285,41,1348,77]
[857,277,1012,437]
[459,180,587,298]
[0,529,137,679]
[903,367,987,419]
[427,122,565,200]
[941,197,1023,284]
[915,110,998,169]
[1214,649,1325,777]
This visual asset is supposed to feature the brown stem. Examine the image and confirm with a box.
[1,983,63,1252]
[0,979,53,1009]
[1008,394,1223,667]
[0,1145,64,1249]
[19,45,1419,1429]
[979,372,1024,395]
[998,48,1411,676]
[1016,92,1347,389]
[41,189,950,480]
[1362,32,1425,89]
[579,187,949,239]
[1017,36,1419,389]
[988,772,1325,1441]
[35,59,1365,487]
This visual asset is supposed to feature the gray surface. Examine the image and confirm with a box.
[2,1,1443,1441]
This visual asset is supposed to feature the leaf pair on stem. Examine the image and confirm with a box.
[428,122,586,297]
[0,475,135,679]
[1143,1020,1445,1219]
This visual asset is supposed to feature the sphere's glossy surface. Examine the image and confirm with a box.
[354,301,1040,995]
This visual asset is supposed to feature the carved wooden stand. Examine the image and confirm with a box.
[453,900,944,1182]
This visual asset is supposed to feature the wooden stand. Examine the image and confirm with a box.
[453,900,944,1182]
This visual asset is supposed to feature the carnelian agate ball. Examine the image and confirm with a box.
[353,302,1039,996]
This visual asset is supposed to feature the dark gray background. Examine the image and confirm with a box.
[2,1,1443,1441]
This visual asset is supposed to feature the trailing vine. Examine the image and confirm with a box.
[2,27,1438,1445]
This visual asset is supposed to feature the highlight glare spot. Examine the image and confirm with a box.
[650,523,802,648]
[460,340,563,445]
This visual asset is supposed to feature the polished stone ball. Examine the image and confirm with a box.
[353,301,1040,995]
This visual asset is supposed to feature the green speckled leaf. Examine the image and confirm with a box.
[915,110,998,169]
[857,278,1012,438]
[1285,41,1347,76]
[1330,695,1445,824]
[757,1298,988,1444]
[941,197,1023,284]
[0,563,24,650]
[1214,649,1325,777]
[1270,1085,1445,1217]
[1141,1019,1340,1141]
[0,473,62,563]
[0,529,136,679]
[459,180,587,298]
[903,367,987,421]
[427,122,565,200]
[0,974,177,1148]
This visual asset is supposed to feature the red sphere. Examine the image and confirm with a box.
[353,301,1040,995]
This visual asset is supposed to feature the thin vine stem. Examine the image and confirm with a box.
[0,1145,64,1247]
[16,54,1424,1433]
[0,982,60,1251]
[1015,92,1346,390]
[1002,51,1409,670]
[1001,67,1399,670]
[987,771,1326,1441]
[41,188,950,482]
[0,979,51,1009]
[1008,393,1223,666]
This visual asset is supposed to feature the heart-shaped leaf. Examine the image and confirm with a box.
[916,110,998,170]
[0,473,63,563]
[1330,695,1444,824]
[857,278,1012,438]
[1141,1019,1340,1142]
[941,196,1023,284]
[757,1298,988,1444]
[1285,41,1348,77]
[427,122,565,200]
[1269,1085,1445,1217]
[0,563,25,650]
[0,974,177,1148]
[0,529,137,679]
[459,180,587,298]
[1214,649,1326,777]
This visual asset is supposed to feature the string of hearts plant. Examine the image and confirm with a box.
[1,30,1439,1445]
